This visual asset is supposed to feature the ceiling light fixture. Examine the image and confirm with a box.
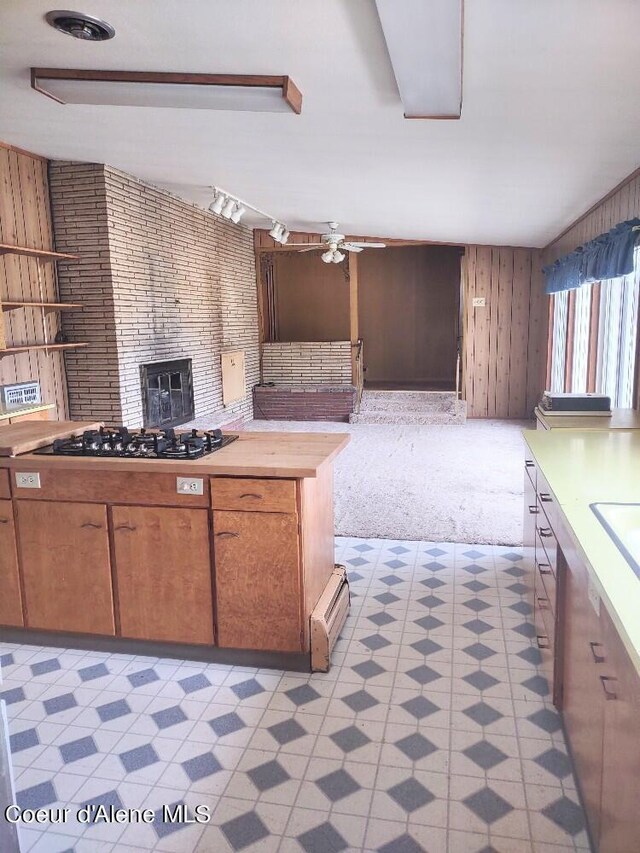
[208,188,290,241]
[230,203,246,224]
[332,250,345,263]
[321,250,334,264]
[31,68,303,113]
[220,197,236,219]
[375,0,463,119]
[45,10,115,41]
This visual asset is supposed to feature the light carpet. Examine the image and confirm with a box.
[242,419,530,546]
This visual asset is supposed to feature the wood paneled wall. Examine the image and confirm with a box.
[462,246,546,418]
[271,252,349,341]
[358,246,462,386]
[544,169,640,264]
[0,145,68,418]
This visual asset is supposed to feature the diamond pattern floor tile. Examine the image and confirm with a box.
[2,534,588,852]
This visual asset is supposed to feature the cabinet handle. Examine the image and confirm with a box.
[536,635,550,649]
[539,493,552,503]
[528,505,540,514]
[589,641,605,664]
[538,563,553,575]
[525,460,535,468]
[216,531,240,539]
[115,524,136,532]
[600,675,617,701]
[0,517,9,524]
[240,493,262,500]
[81,522,102,530]
[538,527,553,538]
[537,595,550,610]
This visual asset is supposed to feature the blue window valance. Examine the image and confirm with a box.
[543,218,640,295]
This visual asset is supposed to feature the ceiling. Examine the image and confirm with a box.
[1,0,639,247]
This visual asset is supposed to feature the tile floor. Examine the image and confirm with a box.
[0,538,590,853]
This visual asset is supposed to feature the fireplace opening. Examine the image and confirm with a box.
[141,359,194,428]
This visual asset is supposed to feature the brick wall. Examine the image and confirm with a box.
[49,162,259,427]
[261,341,352,385]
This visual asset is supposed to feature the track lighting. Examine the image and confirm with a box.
[230,203,245,224]
[269,222,284,241]
[221,196,236,219]
[208,187,290,241]
[209,192,225,215]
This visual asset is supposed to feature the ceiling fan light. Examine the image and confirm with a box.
[332,250,345,263]
[321,250,334,263]
[210,193,225,215]
[269,222,284,240]
[230,203,245,224]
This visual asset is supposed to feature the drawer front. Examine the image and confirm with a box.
[534,567,555,688]
[536,469,558,529]
[10,467,209,507]
[0,468,9,499]
[536,518,558,574]
[211,477,297,513]
[524,457,537,489]
[536,557,558,617]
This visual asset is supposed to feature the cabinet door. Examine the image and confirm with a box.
[17,500,115,635]
[599,606,640,853]
[562,551,605,841]
[0,500,23,626]
[213,510,302,652]
[113,505,214,645]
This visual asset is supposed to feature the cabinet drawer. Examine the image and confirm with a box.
[10,467,209,507]
[0,468,9,499]
[536,469,558,529]
[211,477,297,513]
[524,457,536,489]
[536,557,557,617]
[536,518,558,573]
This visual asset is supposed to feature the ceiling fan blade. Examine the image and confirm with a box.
[347,242,387,249]
[292,244,326,252]
[341,244,363,253]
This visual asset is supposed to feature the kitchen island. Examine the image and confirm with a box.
[0,426,350,671]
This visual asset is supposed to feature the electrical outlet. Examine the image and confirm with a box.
[176,477,204,496]
[15,472,41,489]
[472,297,486,307]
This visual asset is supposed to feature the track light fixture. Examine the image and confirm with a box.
[208,187,290,240]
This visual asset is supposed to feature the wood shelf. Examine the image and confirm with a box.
[1,301,83,312]
[0,244,79,261]
[0,342,89,358]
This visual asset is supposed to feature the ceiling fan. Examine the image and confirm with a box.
[297,222,386,263]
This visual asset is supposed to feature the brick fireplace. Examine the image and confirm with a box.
[49,163,259,429]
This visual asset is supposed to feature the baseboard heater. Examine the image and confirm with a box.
[310,564,350,672]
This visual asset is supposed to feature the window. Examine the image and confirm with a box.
[549,250,639,406]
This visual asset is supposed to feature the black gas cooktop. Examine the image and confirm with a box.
[34,426,238,461]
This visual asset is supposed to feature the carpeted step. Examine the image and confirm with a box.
[350,401,467,425]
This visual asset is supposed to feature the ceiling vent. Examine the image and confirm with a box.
[45,10,115,41]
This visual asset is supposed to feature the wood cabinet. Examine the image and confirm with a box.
[213,509,302,651]
[17,500,115,635]
[599,606,640,853]
[112,505,214,645]
[0,499,23,626]
[562,547,606,842]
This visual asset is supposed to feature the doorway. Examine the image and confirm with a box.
[358,245,463,390]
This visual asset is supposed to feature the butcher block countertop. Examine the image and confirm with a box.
[3,430,350,478]
[0,420,103,457]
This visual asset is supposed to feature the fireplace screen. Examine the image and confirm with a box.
[141,359,194,428]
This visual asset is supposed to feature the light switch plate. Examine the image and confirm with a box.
[15,472,41,489]
[176,477,204,496]
[472,297,486,307]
